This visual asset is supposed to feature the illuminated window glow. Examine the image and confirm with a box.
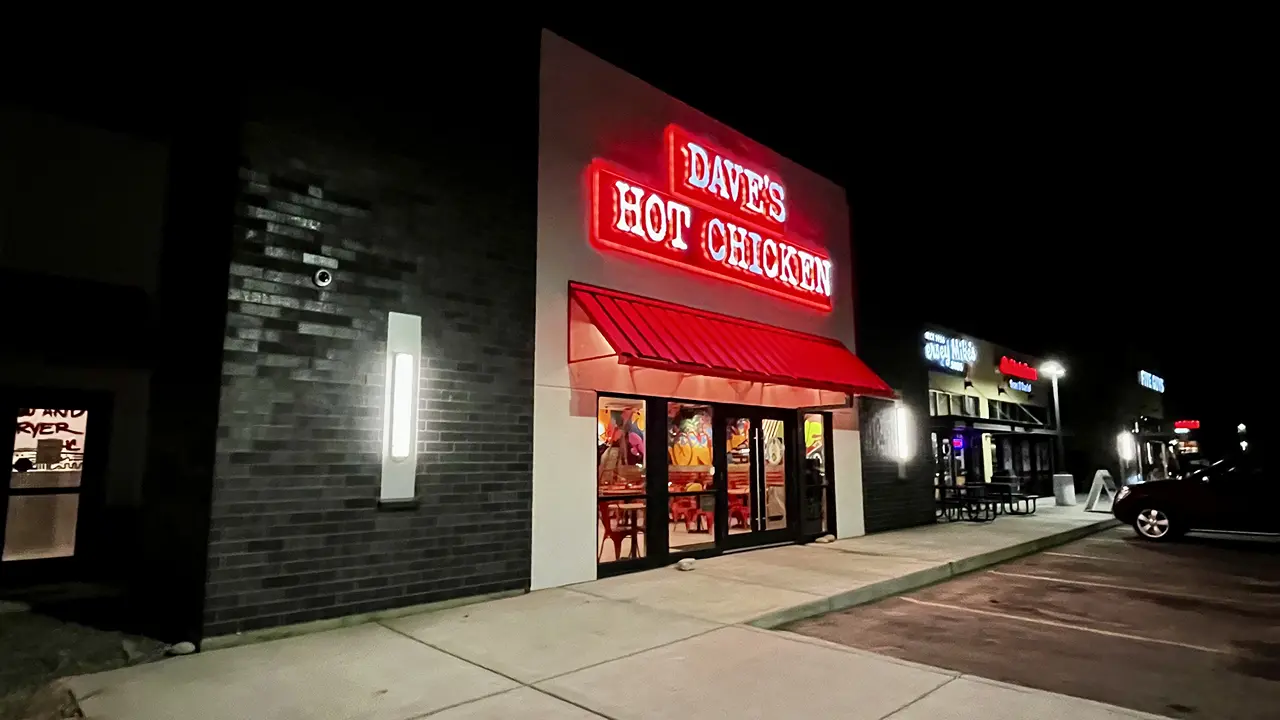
[1117,431,1135,462]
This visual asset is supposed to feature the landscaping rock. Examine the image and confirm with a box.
[167,641,197,656]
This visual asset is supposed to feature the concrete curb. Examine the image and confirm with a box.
[746,518,1120,629]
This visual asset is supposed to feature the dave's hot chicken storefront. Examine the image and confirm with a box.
[533,33,892,587]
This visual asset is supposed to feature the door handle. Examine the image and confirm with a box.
[747,422,757,530]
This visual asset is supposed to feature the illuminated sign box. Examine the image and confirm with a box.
[1139,370,1165,393]
[923,331,976,372]
[998,356,1038,382]
[1008,379,1033,393]
[589,125,834,311]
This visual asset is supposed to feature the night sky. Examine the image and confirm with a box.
[12,26,1260,433]
[550,24,1262,431]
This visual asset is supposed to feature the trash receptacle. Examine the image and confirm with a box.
[1053,473,1076,506]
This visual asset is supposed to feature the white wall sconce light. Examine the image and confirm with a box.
[894,402,913,479]
[895,403,913,461]
[381,312,422,504]
[1116,431,1135,463]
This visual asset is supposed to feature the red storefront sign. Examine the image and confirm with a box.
[1174,420,1200,430]
[589,125,834,311]
[998,356,1038,382]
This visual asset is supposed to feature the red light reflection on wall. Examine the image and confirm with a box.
[588,126,833,312]
[998,356,1038,382]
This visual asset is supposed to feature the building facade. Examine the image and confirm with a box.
[532,33,891,586]
[920,327,1058,497]
[3,30,899,645]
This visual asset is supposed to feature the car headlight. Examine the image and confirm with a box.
[1116,486,1130,502]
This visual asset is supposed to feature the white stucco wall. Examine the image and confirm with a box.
[532,30,863,589]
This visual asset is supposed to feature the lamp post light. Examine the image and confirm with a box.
[1039,361,1066,471]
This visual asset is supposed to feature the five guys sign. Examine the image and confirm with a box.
[590,125,834,311]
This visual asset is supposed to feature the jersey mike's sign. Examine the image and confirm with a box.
[590,125,834,311]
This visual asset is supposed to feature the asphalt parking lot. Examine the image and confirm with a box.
[788,525,1280,720]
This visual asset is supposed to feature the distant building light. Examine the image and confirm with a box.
[1117,431,1135,462]
[1138,370,1165,393]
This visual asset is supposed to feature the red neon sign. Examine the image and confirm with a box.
[1174,420,1200,430]
[589,125,834,311]
[998,356,1038,382]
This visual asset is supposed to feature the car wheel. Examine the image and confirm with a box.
[1133,508,1177,541]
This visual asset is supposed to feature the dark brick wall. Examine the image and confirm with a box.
[854,300,935,532]
[202,71,538,636]
[858,395,935,533]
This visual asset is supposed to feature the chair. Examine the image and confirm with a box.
[598,502,642,561]
[670,496,697,526]
[728,495,751,528]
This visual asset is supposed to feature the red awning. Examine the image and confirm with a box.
[568,283,895,399]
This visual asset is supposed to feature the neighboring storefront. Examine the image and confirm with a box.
[848,321,1066,533]
[920,327,1059,498]
[1172,419,1202,462]
[1116,369,1177,484]
[532,32,893,586]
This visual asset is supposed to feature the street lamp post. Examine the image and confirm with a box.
[1040,361,1067,471]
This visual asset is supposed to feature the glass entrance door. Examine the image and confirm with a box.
[610,397,803,575]
[722,408,795,549]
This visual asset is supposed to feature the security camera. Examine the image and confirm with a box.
[312,269,333,287]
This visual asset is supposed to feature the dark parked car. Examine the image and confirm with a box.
[1113,457,1280,541]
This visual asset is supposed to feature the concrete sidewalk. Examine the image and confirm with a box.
[574,502,1117,629]
[63,505,1138,720]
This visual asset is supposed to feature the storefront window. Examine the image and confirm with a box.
[668,403,715,552]
[803,413,828,534]
[990,400,1007,420]
[962,395,978,417]
[5,408,89,562]
[597,397,646,563]
[934,392,949,416]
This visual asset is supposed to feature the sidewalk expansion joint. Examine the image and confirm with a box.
[876,675,960,719]
[377,618,720,718]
